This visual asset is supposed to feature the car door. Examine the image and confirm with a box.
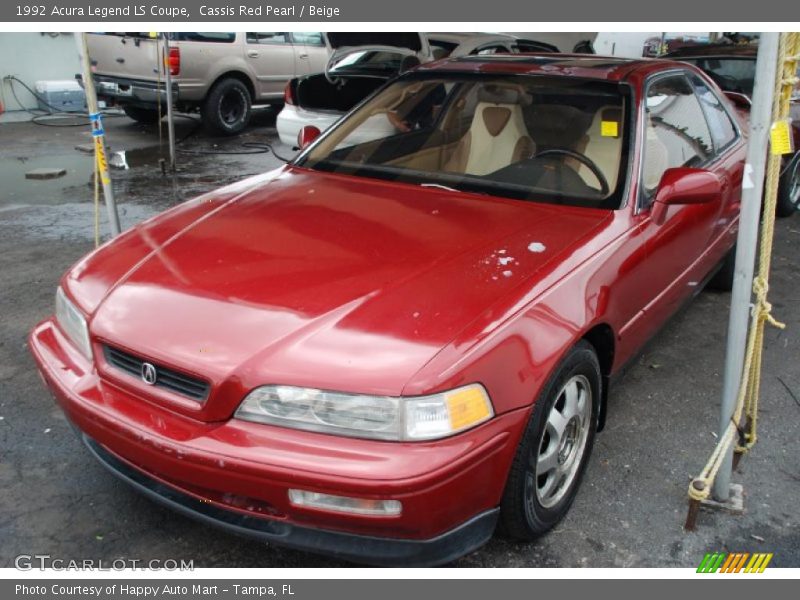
[244,32,297,99]
[291,32,330,75]
[635,71,731,331]
[86,33,161,82]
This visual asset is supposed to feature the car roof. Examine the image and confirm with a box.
[664,43,758,58]
[414,53,688,82]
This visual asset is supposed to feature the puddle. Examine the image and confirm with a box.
[0,143,258,211]
[0,125,290,243]
[0,153,93,207]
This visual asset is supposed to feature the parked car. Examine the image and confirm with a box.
[277,33,431,146]
[31,54,745,566]
[87,32,333,135]
[666,43,800,216]
[426,32,560,59]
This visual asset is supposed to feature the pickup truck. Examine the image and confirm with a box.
[87,32,332,135]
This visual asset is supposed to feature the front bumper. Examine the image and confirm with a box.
[29,318,526,566]
[82,433,498,566]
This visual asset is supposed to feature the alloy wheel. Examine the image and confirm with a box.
[528,374,593,509]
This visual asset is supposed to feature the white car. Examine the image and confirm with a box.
[277,33,431,147]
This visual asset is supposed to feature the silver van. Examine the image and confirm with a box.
[88,32,332,135]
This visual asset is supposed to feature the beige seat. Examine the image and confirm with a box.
[577,106,624,192]
[642,115,670,192]
[444,88,534,176]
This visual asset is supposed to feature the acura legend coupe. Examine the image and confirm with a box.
[30,54,745,566]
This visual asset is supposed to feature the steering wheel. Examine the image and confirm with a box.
[533,148,610,197]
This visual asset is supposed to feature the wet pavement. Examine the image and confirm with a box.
[0,110,798,568]
[0,108,288,237]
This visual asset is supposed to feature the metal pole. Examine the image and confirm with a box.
[162,34,177,172]
[76,33,121,236]
[712,32,780,501]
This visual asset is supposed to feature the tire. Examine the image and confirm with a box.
[708,245,735,292]
[122,105,162,124]
[776,154,800,218]
[500,340,600,540]
[201,78,251,136]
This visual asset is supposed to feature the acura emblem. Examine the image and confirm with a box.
[141,362,157,385]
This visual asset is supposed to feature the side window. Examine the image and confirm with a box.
[642,75,714,197]
[690,75,738,151]
[291,32,324,46]
[172,33,235,43]
[246,32,290,45]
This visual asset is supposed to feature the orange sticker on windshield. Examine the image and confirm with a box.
[601,121,619,138]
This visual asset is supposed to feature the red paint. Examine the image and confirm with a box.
[654,168,723,207]
[30,57,745,546]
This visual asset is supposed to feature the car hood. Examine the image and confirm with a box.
[88,168,611,416]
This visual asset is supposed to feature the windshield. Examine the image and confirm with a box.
[299,75,631,209]
[682,57,756,95]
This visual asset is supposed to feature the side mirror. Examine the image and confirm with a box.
[655,167,722,206]
[296,125,321,150]
[652,167,722,224]
[723,91,752,110]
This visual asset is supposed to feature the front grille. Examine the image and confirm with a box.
[103,345,210,401]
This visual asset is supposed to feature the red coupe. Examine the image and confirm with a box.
[30,55,745,566]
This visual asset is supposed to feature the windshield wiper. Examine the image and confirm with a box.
[420,183,460,192]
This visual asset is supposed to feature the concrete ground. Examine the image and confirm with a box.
[0,110,798,569]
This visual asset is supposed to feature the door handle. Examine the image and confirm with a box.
[247,50,259,58]
[298,52,309,58]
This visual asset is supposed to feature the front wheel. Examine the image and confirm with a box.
[776,154,800,218]
[201,78,252,136]
[500,340,600,540]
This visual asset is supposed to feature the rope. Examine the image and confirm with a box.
[687,32,797,504]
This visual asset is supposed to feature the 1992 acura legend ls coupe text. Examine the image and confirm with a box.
[30,55,746,566]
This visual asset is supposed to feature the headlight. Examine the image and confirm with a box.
[235,383,493,441]
[55,287,92,359]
